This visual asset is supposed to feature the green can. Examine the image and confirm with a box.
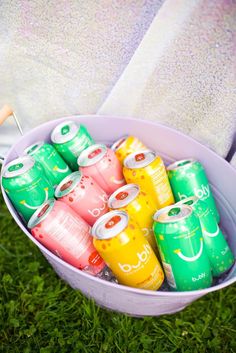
[153,204,212,291]
[167,159,220,223]
[176,196,235,277]
[51,120,94,170]
[2,156,54,222]
[24,141,71,187]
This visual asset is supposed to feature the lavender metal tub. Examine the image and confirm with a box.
[1,115,236,316]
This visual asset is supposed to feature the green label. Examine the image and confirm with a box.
[8,163,23,172]
[61,125,70,135]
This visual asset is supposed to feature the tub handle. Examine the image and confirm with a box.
[0,105,23,164]
[0,104,23,135]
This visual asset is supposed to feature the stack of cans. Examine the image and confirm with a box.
[1,120,234,291]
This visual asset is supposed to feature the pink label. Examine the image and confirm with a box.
[32,201,105,275]
[80,148,125,195]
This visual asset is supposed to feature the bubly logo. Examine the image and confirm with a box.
[178,184,210,200]
[118,244,151,273]
[116,191,128,200]
[88,148,102,159]
[88,194,108,218]
[135,153,145,162]
[192,272,206,282]
[105,215,121,229]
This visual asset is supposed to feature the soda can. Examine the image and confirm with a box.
[92,210,164,290]
[153,204,213,291]
[108,184,158,252]
[51,120,94,170]
[176,196,235,277]
[55,171,109,226]
[28,199,106,276]
[24,141,71,187]
[78,144,126,195]
[123,150,174,209]
[167,159,220,223]
[2,156,54,222]
[111,135,147,163]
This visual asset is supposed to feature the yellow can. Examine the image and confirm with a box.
[92,210,164,290]
[123,151,174,209]
[111,136,147,163]
[108,184,158,253]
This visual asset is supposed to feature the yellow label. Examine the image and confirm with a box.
[117,193,158,253]
[93,221,164,290]
[115,136,147,163]
[123,156,174,209]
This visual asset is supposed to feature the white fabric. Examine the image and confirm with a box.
[0,0,235,165]
[99,0,236,160]
[0,0,162,128]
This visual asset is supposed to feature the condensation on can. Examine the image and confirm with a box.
[92,210,164,290]
[78,144,126,195]
[153,204,213,291]
[123,150,174,209]
[28,199,105,275]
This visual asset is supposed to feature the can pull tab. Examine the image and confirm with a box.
[0,104,23,135]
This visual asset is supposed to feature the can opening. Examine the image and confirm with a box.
[55,171,82,198]
[177,160,191,167]
[185,200,194,206]
[113,137,126,150]
[168,207,181,217]
[105,215,121,229]
[115,191,128,201]
[27,144,39,154]
[38,203,50,218]
[135,153,145,162]
[60,180,73,191]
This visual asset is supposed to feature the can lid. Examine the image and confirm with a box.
[91,210,129,240]
[78,144,107,167]
[55,171,82,198]
[108,184,140,209]
[51,120,79,144]
[24,141,45,156]
[111,136,128,152]
[27,199,55,229]
[153,204,192,223]
[175,196,198,207]
[123,150,155,169]
[2,156,36,178]
[166,158,196,171]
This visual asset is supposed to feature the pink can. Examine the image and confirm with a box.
[27,199,105,275]
[55,171,109,226]
[77,144,126,195]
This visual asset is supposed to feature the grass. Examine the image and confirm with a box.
[0,192,236,353]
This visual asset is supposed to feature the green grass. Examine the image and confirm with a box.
[0,192,236,353]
